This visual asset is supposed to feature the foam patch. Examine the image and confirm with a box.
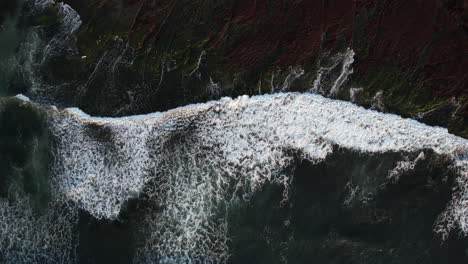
[43,92,467,262]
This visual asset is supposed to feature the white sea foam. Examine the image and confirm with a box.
[0,195,77,264]
[3,2,464,264]
[15,94,31,102]
[41,92,467,262]
[19,0,82,97]
[309,48,355,96]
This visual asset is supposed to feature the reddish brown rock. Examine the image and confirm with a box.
[59,0,467,136]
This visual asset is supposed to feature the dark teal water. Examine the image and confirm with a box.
[0,1,467,264]
[0,0,23,94]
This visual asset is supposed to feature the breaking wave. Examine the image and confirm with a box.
[1,1,466,263]
[2,92,466,263]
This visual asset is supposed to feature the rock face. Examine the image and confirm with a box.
[51,0,466,137]
[1,2,468,263]
[2,0,464,135]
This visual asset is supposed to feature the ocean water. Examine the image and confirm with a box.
[0,1,467,263]
[0,93,466,263]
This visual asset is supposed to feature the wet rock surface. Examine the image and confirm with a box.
[0,1,467,263]
[53,0,467,137]
[0,0,465,136]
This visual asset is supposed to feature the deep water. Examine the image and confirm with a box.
[74,149,468,264]
[0,1,467,264]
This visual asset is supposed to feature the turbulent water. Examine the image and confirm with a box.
[0,93,467,263]
[1,1,468,264]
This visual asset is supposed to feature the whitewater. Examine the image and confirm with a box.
[3,92,467,263]
[0,0,467,263]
